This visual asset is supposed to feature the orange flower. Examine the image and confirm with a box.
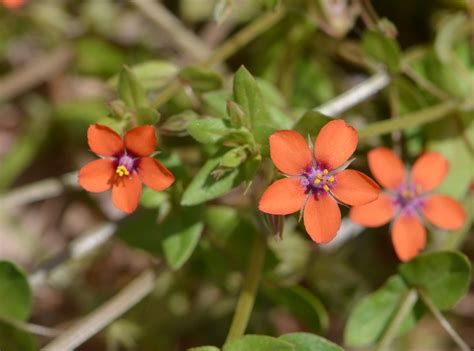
[78,124,175,213]
[350,147,466,261]
[1,0,24,8]
[259,120,380,243]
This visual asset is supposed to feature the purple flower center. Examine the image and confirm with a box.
[115,153,137,177]
[300,164,336,197]
[393,182,425,215]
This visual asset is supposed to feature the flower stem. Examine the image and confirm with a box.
[375,288,418,351]
[418,288,471,351]
[225,233,266,343]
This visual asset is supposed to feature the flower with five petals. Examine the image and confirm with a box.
[350,147,466,261]
[259,120,380,243]
[78,124,175,213]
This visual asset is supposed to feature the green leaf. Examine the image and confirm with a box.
[136,107,160,125]
[161,110,199,136]
[220,146,248,168]
[265,286,328,332]
[0,261,32,321]
[293,111,332,136]
[227,100,247,128]
[0,321,36,351]
[140,188,168,209]
[434,13,467,64]
[187,118,232,144]
[233,66,274,154]
[358,101,456,139]
[344,275,417,347]
[188,346,220,351]
[118,66,149,109]
[109,60,178,91]
[362,30,401,72]
[181,153,242,206]
[202,90,233,118]
[179,66,223,93]
[280,333,343,351]
[399,251,471,310]
[223,335,295,351]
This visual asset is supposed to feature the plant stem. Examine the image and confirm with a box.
[225,234,266,342]
[418,289,471,351]
[151,8,285,109]
[358,100,457,139]
[375,288,418,351]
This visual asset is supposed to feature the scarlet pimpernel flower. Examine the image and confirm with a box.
[350,147,466,261]
[259,120,380,243]
[79,124,175,213]
[1,0,24,9]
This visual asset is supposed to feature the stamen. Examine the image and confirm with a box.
[314,178,321,185]
[316,173,323,179]
[116,165,129,177]
[323,169,328,175]
[328,176,334,182]
[323,184,330,191]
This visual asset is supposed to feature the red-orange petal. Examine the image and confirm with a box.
[332,169,380,206]
[269,130,312,175]
[411,152,449,192]
[421,195,466,230]
[2,0,24,9]
[303,194,341,243]
[314,119,358,170]
[138,157,175,191]
[259,178,307,215]
[87,124,124,156]
[349,193,395,227]
[391,214,426,261]
[112,173,142,213]
[78,159,115,193]
[124,125,157,157]
[368,147,406,189]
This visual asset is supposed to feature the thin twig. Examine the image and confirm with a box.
[418,288,471,351]
[225,234,266,342]
[29,222,118,289]
[313,71,390,116]
[375,289,418,351]
[41,267,163,351]
[0,47,74,103]
[131,0,211,62]
[0,315,60,338]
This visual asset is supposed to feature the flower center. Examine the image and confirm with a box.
[115,154,135,177]
[300,166,336,196]
[394,182,424,214]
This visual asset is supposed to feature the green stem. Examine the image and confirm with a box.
[375,289,418,351]
[225,234,266,342]
[358,100,457,139]
[418,289,471,351]
[151,8,285,109]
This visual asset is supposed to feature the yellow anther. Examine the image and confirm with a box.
[314,178,321,185]
[323,184,330,191]
[323,169,329,175]
[116,165,129,177]
[402,190,412,199]
[328,176,334,182]
[316,173,323,179]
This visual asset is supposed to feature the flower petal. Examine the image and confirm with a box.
[411,152,449,192]
[112,173,142,213]
[87,124,123,156]
[269,130,312,175]
[391,214,426,261]
[259,178,307,215]
[314,119,358,170]
[349,193,395,227]
[124,125,157,157]
[78,159,115,193]
[368,147,406,189]
[332,169,380,206]
[421,195,466,230]
[303,194,341,243]
[138,157,175,191]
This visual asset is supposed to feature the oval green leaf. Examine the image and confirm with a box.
[0,261,32,321]
[398,251,471,310]
[280,332,343,351]
[223,335,295,351]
